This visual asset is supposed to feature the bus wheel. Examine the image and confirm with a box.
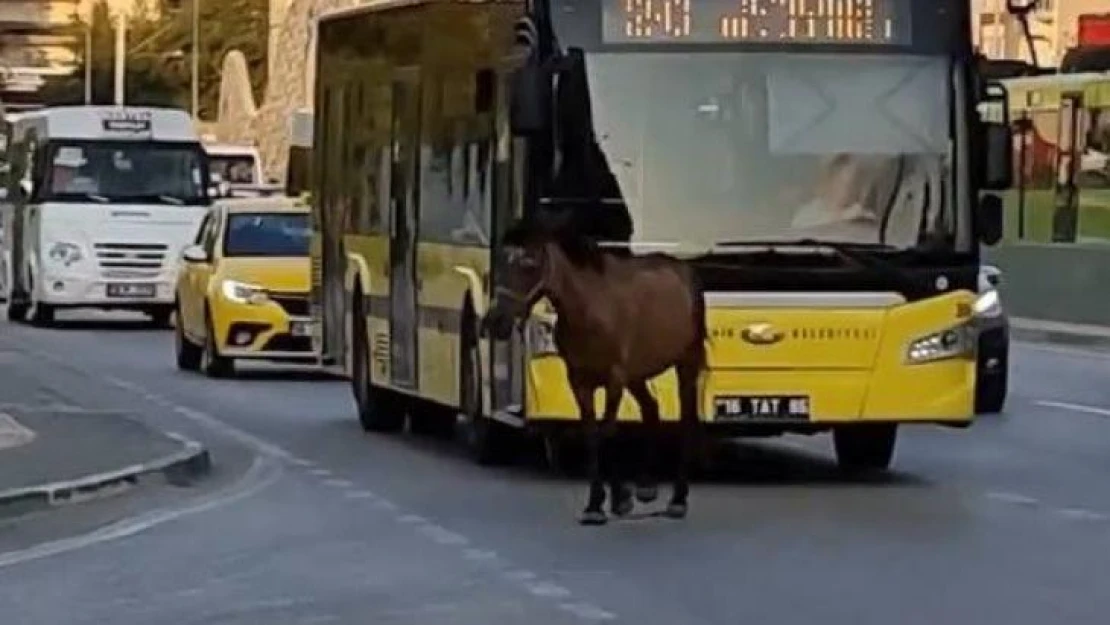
[458,308,513,465]
[541,432,586,477]
[351,290,403,433]
[833,424,897,473]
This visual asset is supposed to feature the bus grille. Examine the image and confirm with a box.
[95,242,168,278]
[269,292,310,317]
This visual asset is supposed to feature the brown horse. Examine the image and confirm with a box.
[483,212,708,525]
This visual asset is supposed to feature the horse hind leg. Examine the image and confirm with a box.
[667,358,701,520]
[602,384,634,518]
[571,377,608,526]
[627,380,660,505]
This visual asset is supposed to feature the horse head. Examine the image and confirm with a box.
[481,210,580,339]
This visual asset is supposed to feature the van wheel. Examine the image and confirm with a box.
[148,306,174,328]
[458,307,514,465]
[201,308,234,377]
[350,290,403,433]
[833,424,897,473]
[27,276,54,326]
[174,303,202,371]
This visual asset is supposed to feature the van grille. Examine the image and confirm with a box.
[95,242,168,278]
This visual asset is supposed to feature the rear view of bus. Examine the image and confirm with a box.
[3,106,211,325]
[515,0,1012,469]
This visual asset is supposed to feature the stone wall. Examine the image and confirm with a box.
[209,0,368,182]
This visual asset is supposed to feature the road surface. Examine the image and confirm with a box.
[2,314,1109,625]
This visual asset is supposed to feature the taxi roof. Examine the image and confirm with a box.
[217,195,310,215]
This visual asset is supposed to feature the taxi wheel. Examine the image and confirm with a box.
[458,308,514,465]
[351,290,403,433]
[201,308,234,378]
[833,424,897,473]
[174,305,202,371]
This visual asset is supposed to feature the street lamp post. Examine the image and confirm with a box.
[113,11,127,105]
[191,0,200,121]
[84,25,92,104]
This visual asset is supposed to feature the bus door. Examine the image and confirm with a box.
[488,128,527,417]
[388,68,421,390]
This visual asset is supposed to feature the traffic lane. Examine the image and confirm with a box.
[13,321,1110,624]
[0,460,602,625]
[19,318,1110,519]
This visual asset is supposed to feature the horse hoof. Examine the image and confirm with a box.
[634,484,659,503]
[579,510,608,526]
[664,503,688,519]
[611,497,634,517]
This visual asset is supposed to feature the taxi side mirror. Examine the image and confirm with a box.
[182,245,209,263]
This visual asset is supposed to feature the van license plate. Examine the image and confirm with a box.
[714,395,810,421]
[106,283,156,298]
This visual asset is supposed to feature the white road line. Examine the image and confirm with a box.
[0,455,280,569]
[985,491,1040,506]
[1036,399,1110,418]
[322,478,354,489]
[308,468,333,477]
[1056,508,1110,522]
[342,491,378,501]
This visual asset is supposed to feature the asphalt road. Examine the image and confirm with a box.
[3,313,1110,625]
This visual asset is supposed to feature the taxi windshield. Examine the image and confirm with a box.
[224,213,310,257]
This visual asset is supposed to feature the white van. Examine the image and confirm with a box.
[2,106,212,325]
[203,142,274,197]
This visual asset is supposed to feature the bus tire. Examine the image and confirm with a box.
[458,303,513,465]
[350,288,403,433]
[174,302,202,371]
[833,424,897,473]
[201,307,234,378]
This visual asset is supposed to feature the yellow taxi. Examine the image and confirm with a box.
[173,196,315,377]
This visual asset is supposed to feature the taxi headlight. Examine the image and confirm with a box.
[526,317,557,356]
[220,279,268,305]
[47,242,83,267]
[973,289,1002,318]
[906,325,975,364]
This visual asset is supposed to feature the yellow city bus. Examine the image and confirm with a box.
[309,0,1014,471]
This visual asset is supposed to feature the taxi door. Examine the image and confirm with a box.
[180,208,220,339]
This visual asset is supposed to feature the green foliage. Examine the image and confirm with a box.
[38,0,268,119]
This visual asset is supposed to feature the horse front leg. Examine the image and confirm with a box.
[668,361,701,519]
[627,380,660,505]
[570,377,607,526]
[602,383,633,518]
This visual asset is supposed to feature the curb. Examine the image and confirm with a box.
[1010,317,1110,351]
[0,431,212,517]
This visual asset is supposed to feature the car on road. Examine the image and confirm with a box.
[975,264,1009,414]
[173,195,315,377]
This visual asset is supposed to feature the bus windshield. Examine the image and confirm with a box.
[581,51,961,251]
[42,141,209,205]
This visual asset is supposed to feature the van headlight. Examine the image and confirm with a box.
[47,242,83,267]
[526,317,557,356]
[906,325,975,364]
[973,289,1002,318]
[220,279,268,305]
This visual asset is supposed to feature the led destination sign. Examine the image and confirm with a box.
[602,0,912,46]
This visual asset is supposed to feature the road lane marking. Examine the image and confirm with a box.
[342,491,378,500]
[322,478,354,489]
[1056,508,1110,522]
[0,455,280,569]
[1036,399,1110,418]
[985,491,1040,506]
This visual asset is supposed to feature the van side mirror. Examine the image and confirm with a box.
[19,178,33,198]
[0,188,7,202]
[509,64,551,136]
[979,194,1005,246]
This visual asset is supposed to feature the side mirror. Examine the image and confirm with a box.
[182,245,209,263]
[0,188,7,202]
[983,123,1014,190]
[979,194,1005,246]
[982,265,1003,288]
[509,64,551,136]
[19,178,32,197]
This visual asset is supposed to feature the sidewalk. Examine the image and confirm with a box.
[0,342,209,516]
[1009,316,1110,350]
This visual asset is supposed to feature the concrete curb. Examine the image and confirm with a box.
[1010,317,1110,350]
[0,431,212,516]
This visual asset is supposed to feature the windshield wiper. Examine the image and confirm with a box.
[156,195,185,206]
[80,193,110,204]
[711,238,911,284]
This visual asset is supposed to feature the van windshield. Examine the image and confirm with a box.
[42,141,209,205]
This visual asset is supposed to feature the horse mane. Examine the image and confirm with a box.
[501,215,607,271]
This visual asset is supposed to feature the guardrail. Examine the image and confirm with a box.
[987,242,1110,325]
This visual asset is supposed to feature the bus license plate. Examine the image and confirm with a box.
[289,320,312,337]
[106,283,156,298]
[714,395,810,421]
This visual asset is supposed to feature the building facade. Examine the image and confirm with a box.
[973,0,1110,67]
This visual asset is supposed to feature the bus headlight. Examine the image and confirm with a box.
[906,325,974,364]
[973,289,1002,318]
[220,280,268,305]
[47,242,83,267]
[526,318,557,356]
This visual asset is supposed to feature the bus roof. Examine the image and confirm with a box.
[9,106,199,143]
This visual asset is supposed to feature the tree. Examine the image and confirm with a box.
[38,0,185,108]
